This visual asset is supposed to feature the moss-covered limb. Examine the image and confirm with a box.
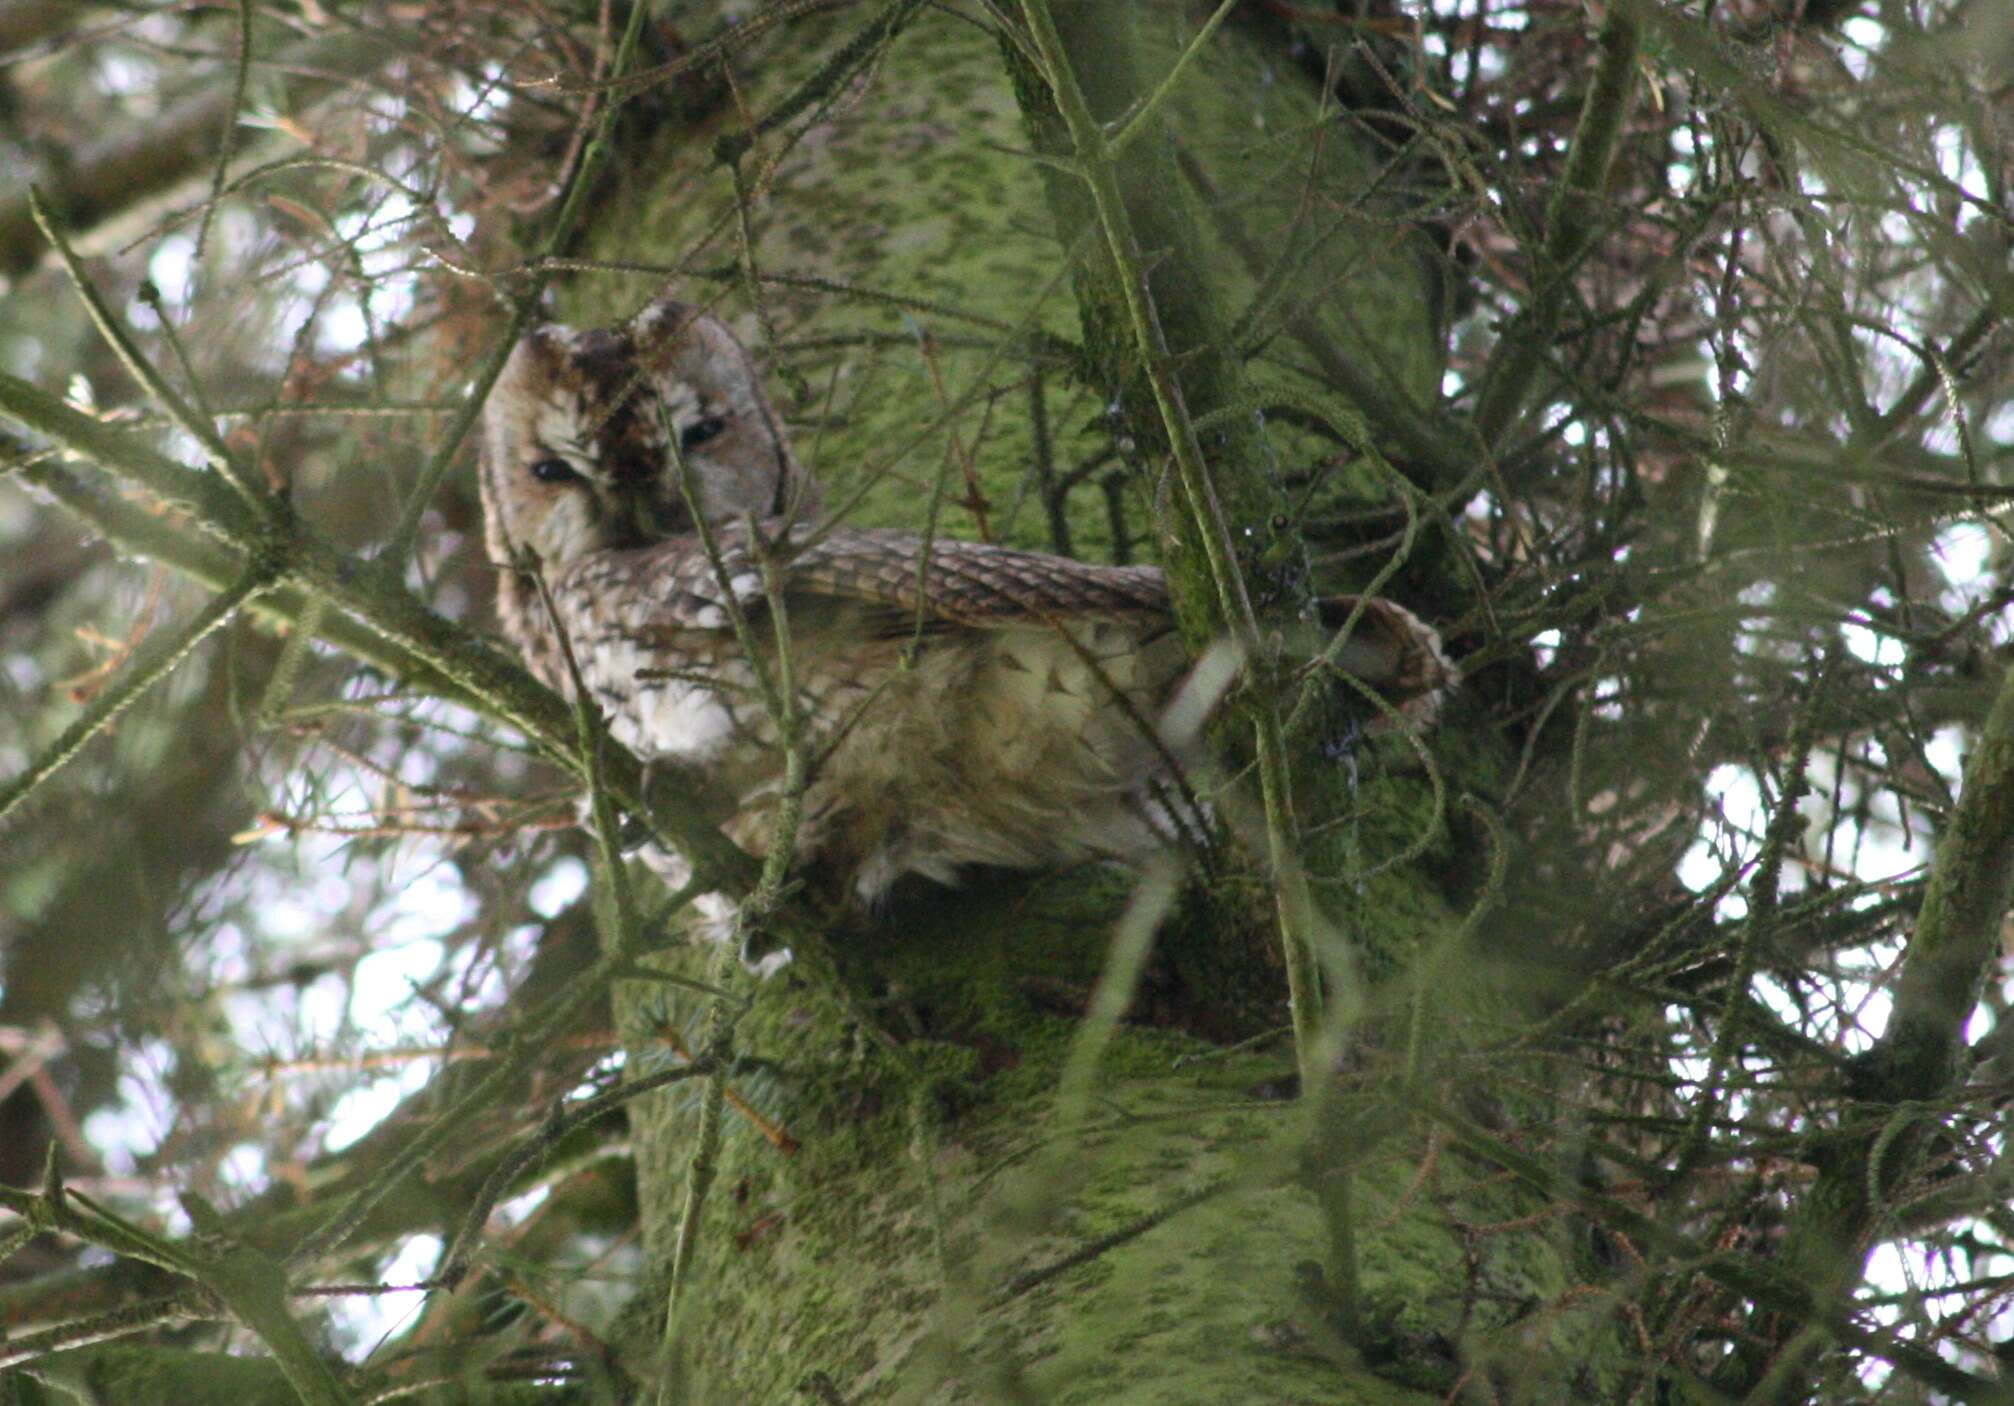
[1878,660,2014,1092]
[994,1,1453,903]
[1003,4,1284,638]
[1733,655,2014,1399]
[1013,3,1261,637]
[998,4,1452,543]
[1470,0,1642,447]
[1178,145,1466,491]
[713,0,930,166]
[1001,31,1480,1367]
[616,865,1649,1402]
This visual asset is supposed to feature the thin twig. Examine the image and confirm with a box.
[193,0,255,262]
[0,567,274,824]
[1104,0,1242,158]
[29,188,267,508]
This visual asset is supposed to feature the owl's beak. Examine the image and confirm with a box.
[605,483,686,549]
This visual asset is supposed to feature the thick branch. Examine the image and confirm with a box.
[0,28,395,278]
[1883,663,2014,1088]
[1726,657,2014,1398]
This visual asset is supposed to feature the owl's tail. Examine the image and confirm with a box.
[1309,594,1457,729]
[1156,596,1454,757]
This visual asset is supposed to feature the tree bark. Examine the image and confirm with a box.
[570,8,1598,1401]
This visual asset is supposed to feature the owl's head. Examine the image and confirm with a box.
[479,297,822,572]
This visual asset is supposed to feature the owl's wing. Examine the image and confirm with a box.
[617,521,1168,632]
[787,527,1172,625]
[617,521,1451,711]
[788,534,1453,717]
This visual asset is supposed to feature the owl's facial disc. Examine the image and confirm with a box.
[479,295,821,576]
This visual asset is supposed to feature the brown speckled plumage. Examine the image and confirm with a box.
[479,294,1453,961]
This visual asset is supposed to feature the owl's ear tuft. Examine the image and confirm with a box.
[490,324,571,408]
[631,297,753,381]
[523,322,579,358]
[631,295,718,355]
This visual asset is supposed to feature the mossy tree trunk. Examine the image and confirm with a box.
[560,6,1614,1402]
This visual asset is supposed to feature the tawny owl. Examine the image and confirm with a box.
[479,295,1451,960]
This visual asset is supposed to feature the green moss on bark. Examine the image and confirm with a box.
[535,6,1623,1400]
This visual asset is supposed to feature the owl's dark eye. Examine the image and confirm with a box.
[529,457,578,484]
[680,415,728,452]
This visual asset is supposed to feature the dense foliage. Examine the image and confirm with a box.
[1,1,2009,1402]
